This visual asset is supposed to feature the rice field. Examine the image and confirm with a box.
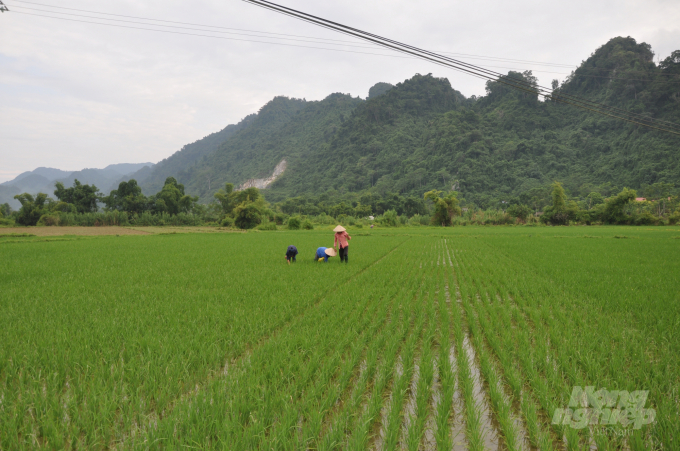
[1,226,678,450]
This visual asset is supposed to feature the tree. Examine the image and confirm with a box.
[0,203,11,217]
[403,196,426,217]
[214,183,236,215]
[585,192,604,210]
[379,209,399,227]
[644,182,674,216]
[153,177,197,215]
[54,180,100,213]
[507,204,532,222]
[540,181,579,225]
[368,82,394,99]
[602,188,636,224]
[424,190,462,226]
[101,179,148,214]
[13,193,50,226]
[230,187,270,229]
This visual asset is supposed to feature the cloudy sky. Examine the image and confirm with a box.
[1,0,678,183]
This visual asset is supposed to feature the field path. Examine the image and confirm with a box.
[0,226,151,236]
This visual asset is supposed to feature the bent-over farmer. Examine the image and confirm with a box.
[314,246,336,263]
[285,245,298,264]
[333,225,352,264]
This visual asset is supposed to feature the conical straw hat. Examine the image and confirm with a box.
[333,225,346,232]
[325,247,337,257]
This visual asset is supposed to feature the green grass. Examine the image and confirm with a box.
[0,226,677,450]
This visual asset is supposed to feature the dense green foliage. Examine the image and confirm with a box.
[367,81,394,99]
[136,119,255,194]
[7,38,679,229]
[135,37,678,212]
[1,227,677,449]
[12,192,50,226]
[54,179,100,213]
[10,177,204,226]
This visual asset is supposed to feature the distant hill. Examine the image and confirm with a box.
[4,167,72,185]
[168,37,680,206]
[4,37,678,212]
[135,119,256,195]
[1,163,154,209]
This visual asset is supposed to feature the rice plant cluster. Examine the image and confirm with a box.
[1,226,677,450]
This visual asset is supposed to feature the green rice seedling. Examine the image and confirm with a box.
[383,296,427,451]
[2,227,679,449]
[470,321,520,450]
[405,286,437,450]
[473,297,554,451]
[434,263,455,450]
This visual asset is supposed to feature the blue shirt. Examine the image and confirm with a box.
[316,247,330,262]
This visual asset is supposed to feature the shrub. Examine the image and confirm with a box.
[288,217,301,230]
[314,213,335,225]
[234,203,263,229]
[301,220,314,230]
[379,209,399,227]
[507,204,532,222]
[408,214,424,226]
[37,214,60,226]
[274,213,288,225]
[634,212,660,226]
[257,222,277,231]
[0,217,15,227]
[669,211,680,225]
[221,217,235,227]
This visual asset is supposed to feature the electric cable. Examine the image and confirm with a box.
[245,0,680,131]
[242,0,680,134]
[8,10,582,78]
[5,0,680,131]
[8,1,679,84]
[5,0,577,69]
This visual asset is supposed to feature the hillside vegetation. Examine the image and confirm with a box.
[136,37,679,208]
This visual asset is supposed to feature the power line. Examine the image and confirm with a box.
[6,1,680,116]
[6,0,578,69]
[9,0,680,86]
[242,0,680,135]
[11,6,680,87]
[0,0,9,13]
[8,9,585,79]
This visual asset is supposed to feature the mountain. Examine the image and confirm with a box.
[4,37,678,213]
[1,163,155,209]
[2,167,72,186]
[135,119,256,195]
[168,37,679,207]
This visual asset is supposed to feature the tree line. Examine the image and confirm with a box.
[1,176,678,228]
[4,177,198,226]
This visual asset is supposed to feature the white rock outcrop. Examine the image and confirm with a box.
[237,159,287,190]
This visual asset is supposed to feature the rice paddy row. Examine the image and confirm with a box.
[1,227,677,449]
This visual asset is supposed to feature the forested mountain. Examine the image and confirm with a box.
[6,37,677,213]
[0,163,154,209]
[159,37,678,207]
[135,118,256,195]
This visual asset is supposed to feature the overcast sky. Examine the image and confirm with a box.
[1,0,678,183]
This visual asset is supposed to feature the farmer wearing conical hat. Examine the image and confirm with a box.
[333,225,351,264]
[315,246,336,262]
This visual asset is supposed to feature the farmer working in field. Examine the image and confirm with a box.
[333,225,351,264]
[285,245,298,265]
[315,246,336,262]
